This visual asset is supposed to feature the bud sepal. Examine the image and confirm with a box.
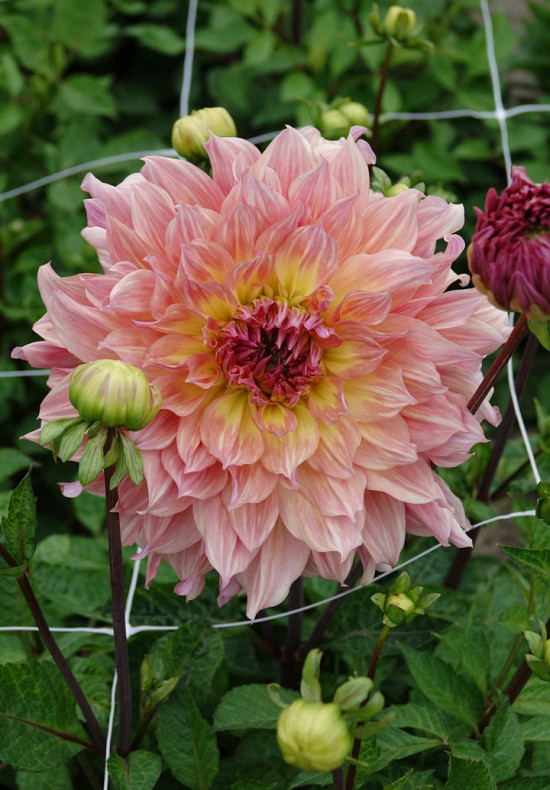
[371,571,440,627]
[524,621,550,682]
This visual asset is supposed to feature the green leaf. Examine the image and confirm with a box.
[446,755,495,790]
[513,678,550,716]
[1,469,36,564]
[58,420,88,462]
[0,662,90,770]
[118,431,144,486]
[125,24,187,55]
[401,644,482,731]
[529,319,550,351]
[387,703,450,739]
[0,448,35,483]
[73,491,105,535]
[78,430,108,486]
[213,684,299,732]
[479,700,524,782]
[107,750,162,790]
[162,624,224,706]
[520,715,550,741]
[501,546,550,589]
[40,418,83,449]
[53,0,107,54]
[232,783,278,790]
[370,727,442,772]
[0,561,28,577]
[435,623,489,696]
[16,763,72,790]
[54,75,116,119]
[156,689,219,790]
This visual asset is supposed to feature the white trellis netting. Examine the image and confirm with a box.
[0,0,545,785]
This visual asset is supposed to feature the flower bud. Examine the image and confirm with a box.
[69,360,162,432]
[386,592,416,617]
[383,6,418,40]
[339,101,369,128]
[277,699,352,772]
[386,183,410,197]
[319,109,351,140]
[469,167,550,320]
[172,107,237,162]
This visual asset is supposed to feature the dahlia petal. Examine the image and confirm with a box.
[165,205,219,262]
[332,290,392,325]
[367,460,445,505]
[344,363,416,421]
[238,520,310,619]
[354,416,417,471]
[307,416,361,477]
[255,202,311,255]
[227,464,278,507]
[106,215,149,266]
[288,159,343,220]
[12,340,80,368]
[184,279,237,322]
[184,353,222,388]
[224,168,290,225]
[141,156,225,210]
[255,127,316,197]
[362,491,406,566]
[319,195,367,259]
[261,403,319,479]
[107,269,156,318]
[152,371,210,416]
[133,411,179,450]
[309,550,356,584]
[204,133,261,195]
[253,402,298,438]
[81,172,133,225]
[225,491,279,552]
[100,326,159,367]
[216,203,267,261]
[297,463,367,519]
[274,225,339,299]
[131,182,175,252]
[226,252,275,304]
[414,196,464,257]
[362,189,419,253]
[82,226,111,269]
[307,376,348,423]
[200,390,264,467]
[329,251,433,306]
[323,321,385,379]
[48,292,116,362]
[145,334,205,368]
[179,240,234,283]
[328,131,372,205]
[193,497,255,586]
[278,487,362,556]
[161,446,227,499]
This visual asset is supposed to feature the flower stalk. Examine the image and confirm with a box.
[104,446,132,757]
[0,542,105,752]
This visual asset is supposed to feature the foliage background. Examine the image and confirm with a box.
[1,1,550,788]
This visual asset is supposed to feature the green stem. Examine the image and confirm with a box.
[371,42,394,151]
[0,544,105,751]
[346,625,390,790]
[104,458,132,757]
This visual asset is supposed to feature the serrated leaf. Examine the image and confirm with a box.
[2,469,36,564]
[162,624,224,706]
[401,644,482,731]
[213,684,300,732]
[435,624,489,696]
[53,0,107,54]
[16,763,72,790]
[520,715,550,741]
[55,75,116,118]
[107,750,162,790]
[446,754,495,790]
[232,783,278,790]
[501,546,550,589]
[387,703,450,739]
[513,678,550,716]
[156,689,219,790]
[125,24,187,55]
[479,700,524,782]
[370,727,442,773]
[0,662,90,770]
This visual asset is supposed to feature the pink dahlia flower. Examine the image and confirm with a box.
[13,126,510,618]
[469,166,550,319]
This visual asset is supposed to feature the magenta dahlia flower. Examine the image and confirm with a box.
[469,166,550,319]
[13,126,510,618]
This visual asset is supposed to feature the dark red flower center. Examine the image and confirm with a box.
[212,297,329,407]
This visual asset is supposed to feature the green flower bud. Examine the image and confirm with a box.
[536,481,550,525]
[383,5,418,40]
[386,592,416,617]
[339,101,369,128]
[70,360,162,432]
[386,183,410,197]
[277,699,352,773]
[172,107,237,161]
[319,109,351,140]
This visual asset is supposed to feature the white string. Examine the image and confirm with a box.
[179,0,199,117]
[103,672,118,790]
[0,369,51,378]
[507,316,541,484]
[480,0,513,182]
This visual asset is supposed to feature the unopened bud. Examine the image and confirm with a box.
[277,699,352,772]
[386,183,410,197]
[339,101,369,128]
[172,107,237,162]
[320,109,351,140]
[70,360,162,432]
[383,6,418,40]
[386,592,416,616]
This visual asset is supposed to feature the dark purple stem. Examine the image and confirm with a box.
[0,543,105,751]
[104,461,132,757]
